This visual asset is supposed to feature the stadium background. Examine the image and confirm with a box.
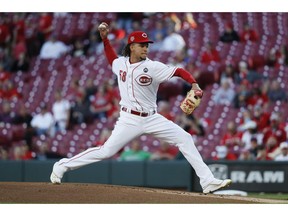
[1,12,288,195]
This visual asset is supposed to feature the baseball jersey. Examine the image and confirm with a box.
[112,56,177,112]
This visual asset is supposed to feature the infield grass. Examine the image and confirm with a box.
[248,193,288,201]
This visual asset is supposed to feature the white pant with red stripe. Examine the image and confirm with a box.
[57,111,215,188]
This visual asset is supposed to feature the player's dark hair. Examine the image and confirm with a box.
[123,44,131,57]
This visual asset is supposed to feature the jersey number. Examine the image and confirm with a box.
[120,70,127,82]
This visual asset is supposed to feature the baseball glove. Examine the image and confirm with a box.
[180,89,203,115]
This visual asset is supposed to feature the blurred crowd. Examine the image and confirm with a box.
[0,12,288,162]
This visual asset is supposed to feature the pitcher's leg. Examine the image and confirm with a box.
[51,114,143,183]
[145,114,214,188]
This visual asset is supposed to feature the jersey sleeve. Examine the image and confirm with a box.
[152,61,177,83]
[173,68,197,84]
[103,38,118,66]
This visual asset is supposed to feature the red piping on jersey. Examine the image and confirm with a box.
[173,68,197,84]
[131,60,146,111]
[103,38,118,66]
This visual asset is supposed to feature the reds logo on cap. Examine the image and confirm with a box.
[127,31,154,45]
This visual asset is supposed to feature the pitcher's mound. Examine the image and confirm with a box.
[0,182,285,204]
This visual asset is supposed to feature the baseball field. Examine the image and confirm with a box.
[0,182,287,204]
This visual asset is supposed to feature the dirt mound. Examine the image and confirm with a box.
[0,182,286,204]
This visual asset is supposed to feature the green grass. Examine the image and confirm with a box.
[248,193,288,201]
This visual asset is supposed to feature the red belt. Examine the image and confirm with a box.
[121,107,155,117]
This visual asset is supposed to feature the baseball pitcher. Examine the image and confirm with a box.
[50,22,232,194]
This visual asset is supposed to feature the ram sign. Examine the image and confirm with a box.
[192,161,288,192]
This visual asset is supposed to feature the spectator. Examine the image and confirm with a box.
[65,79,85,103]
[265,136,279,156]
[234,61,263,85]
[150,141,179,160]
[256,145,272,160]
[220,121,243,150]
[267,79,287,102]
[160,25,186,52]
[31,104,54,137]
[95,128,112,147]
[149,20,167,51]
[238,109,253,130]
[35,141,63,160]
[157,101,175,121]
[0,146,8,160]
[52,90,71,132]
[71,38,86,57]
[212,78,236,105]
[12,143,34,160]
[70,93,92,125]
[119,139,151,161]
[1,79,22,101]
[274,142,288,161]
[37,13,53,50]
[251,105,270,132]
[169,48,188,68]
[266,48,278,67]
[278,45,288,66]
[240,22,258,42]
[238,149,254,160]
[116,12,133,34]
[200,41,221,64]
[233,81,250,108]
[185,61,201,80]
[11,51,30,72]
[85,32,101,56]
[262,112,287,146]
[245,84,269,109]
[150,20,167,42]
[107,21,126,42]
[131,20,142,32]
[12,104,34,150]
[12,13,26,44]
[220,64,237,85]
[241,120,264,150]
[39,34,69,59]
[0,15,11,48]
[0,66,11,82]
[219,22,240,43]
[213,145,237,160]
[84,78,97,103]
[249,137,261,159]
[12,33,26,60]
[103,80,120,121]
[0,101,15,123]
[89,84,112,120]
[267,45,288,68]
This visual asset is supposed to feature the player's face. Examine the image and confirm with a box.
[130,43,149,62]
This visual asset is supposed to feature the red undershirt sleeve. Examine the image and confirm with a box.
[103,38,118,66]
[173,68,197,84]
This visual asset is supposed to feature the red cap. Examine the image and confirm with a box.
[127,31,154,45]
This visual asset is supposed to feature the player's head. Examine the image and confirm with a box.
[123,31,153,57]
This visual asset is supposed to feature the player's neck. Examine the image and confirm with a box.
[129,56,145,64]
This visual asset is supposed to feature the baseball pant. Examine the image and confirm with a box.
[57,111,215,188]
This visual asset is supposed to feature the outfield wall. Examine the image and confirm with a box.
[0,160,287,192]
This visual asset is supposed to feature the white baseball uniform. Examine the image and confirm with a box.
[55,54,216,188]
